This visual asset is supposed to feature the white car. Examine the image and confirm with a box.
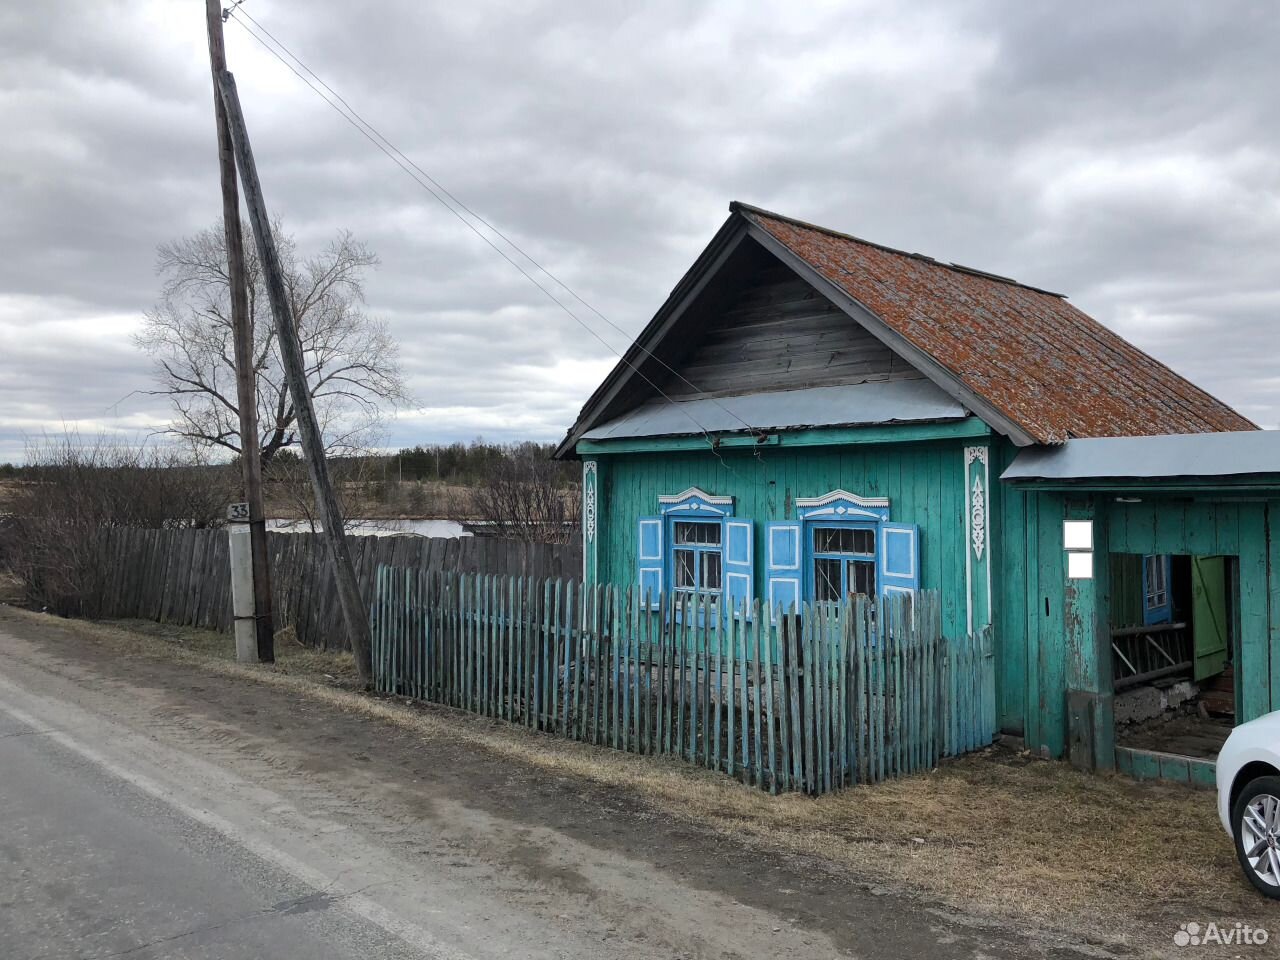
[1218,711,1280,898]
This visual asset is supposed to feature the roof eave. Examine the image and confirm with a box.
[553,214,752,459]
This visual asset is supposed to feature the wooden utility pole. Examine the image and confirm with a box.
[216,69,374,684]
[205,0,274,663]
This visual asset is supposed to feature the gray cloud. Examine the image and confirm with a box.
[1,0,1277,462]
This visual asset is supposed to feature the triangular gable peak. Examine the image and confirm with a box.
[556,217,973,455]
[556,203,1254,456]
[658,237,924,401]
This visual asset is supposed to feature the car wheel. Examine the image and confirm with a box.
[1232,775,1280,899]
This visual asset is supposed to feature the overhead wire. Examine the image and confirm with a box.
[224,6,768,459]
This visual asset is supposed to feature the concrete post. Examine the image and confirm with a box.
[228,521,258,663]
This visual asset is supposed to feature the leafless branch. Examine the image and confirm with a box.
[136,221,409,468]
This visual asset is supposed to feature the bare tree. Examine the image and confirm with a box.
[136,223,408,468]
[471,451,580,544]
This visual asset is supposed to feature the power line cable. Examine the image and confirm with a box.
[226,16,724,457]
[225,6,766,447]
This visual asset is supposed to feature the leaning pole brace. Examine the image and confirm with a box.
[216,69,374,684]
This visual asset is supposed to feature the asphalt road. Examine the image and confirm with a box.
[0,611,1114,960]
[0,624,844,960]
[0,705,424,960]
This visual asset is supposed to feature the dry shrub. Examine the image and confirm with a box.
[470,451,580,544]
[3,434,233,614]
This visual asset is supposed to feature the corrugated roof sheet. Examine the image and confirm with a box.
[582,379,968,441]
[1001,430,1280,481]
[737,203,1256,445]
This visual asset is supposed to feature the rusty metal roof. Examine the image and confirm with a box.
[736,203,1256,445]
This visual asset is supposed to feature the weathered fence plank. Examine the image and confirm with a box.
[61,527,579,650]
[371,569,995,797]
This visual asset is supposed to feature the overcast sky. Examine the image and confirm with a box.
[1,1,1277,463]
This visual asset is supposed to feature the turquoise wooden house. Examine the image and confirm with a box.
[555,202,1280,778]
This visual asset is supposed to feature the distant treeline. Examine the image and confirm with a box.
[0,439,573,488]
[382,440,574,486]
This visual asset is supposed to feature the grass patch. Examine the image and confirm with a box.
[9,608,1265,952]
[105,618,362,687]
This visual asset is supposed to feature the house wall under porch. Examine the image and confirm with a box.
[1002,487,1279,766]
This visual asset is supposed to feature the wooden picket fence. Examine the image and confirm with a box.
[53,526,579,649]
[371,567,995,795]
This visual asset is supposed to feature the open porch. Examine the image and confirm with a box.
[1001,430,1280,786]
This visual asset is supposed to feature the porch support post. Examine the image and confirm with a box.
[582,458,603,586]
[1063,496,1116,772]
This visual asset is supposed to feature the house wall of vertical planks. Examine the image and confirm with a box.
[591,436,981,646]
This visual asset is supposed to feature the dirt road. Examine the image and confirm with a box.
[0,609,1120,958]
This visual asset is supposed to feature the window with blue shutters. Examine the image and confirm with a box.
[636,487,754,616]
[785,490,920,607]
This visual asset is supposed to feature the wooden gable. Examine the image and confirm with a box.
[660,240,923,400]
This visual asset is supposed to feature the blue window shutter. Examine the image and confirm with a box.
[638,516,663,607]
[724,519,754,614]
[765,521,802,615]
[880,522,920,599]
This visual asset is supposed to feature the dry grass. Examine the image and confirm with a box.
[9,608,1267,952]
[109,618,362,687]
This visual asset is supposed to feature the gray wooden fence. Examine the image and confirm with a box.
[81,526,580,649]
[372,567,996,795]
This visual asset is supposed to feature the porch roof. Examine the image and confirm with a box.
[1000,430,1280,484]
[581,379,969,441]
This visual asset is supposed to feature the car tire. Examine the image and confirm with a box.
[1232,775,1280,899]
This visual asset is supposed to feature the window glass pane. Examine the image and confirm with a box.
[818,527,856,553]
[674,548,696,588]
[1144,556,1167,607]
[814,526,874,556]
[814,558,841,601]
[674,521,721,546]
[702,551,722,590]
[850,560,876,597]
